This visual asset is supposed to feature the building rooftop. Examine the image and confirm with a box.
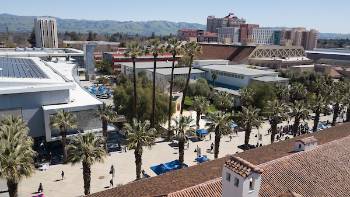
[201,64,278,76]
[148,67,205,76]
[252,76,289,82]
[224,156,263,177]
[88,123,350,197]
[0,48,83,57]
[121,61,176,69]
[306,48,350,56]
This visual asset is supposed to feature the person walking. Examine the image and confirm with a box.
[38,183,43,193]
[61,170,64,180]
[209,133,211,140]
[229,135,232,142]
[110,178,114,187]
[110,165,115,178]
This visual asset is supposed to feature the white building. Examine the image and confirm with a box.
[34,17,59,48]
[218,27,240,44]
[121,61,175,76]
[200,64,280,88]
[251,27,281,45]
[0,56,101,142]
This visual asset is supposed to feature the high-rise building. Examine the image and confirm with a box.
[34,17,58,48]
[239,24,259,44]
[251,27,282,45]
[306,29,319,50]
[218,27,240,44]
[280,28,318,50]
[207,13,246,33]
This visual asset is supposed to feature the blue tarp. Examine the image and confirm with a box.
[196,129,208,136]
[230,122,238,128]
[195,155,209,163]
[150,160,188,175]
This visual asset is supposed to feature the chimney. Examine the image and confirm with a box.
[222,156,263,197]
[294,136,318,152]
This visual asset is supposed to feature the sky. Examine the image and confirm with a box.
[1,0,349,33]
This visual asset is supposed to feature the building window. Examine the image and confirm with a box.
[226,172,231,182]
[234,178,239,187]
[249,178,255,191]
[299,144,302,149]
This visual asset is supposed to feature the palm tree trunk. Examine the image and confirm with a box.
[82,161,91,195]
[292,118,300,136]
[132,58,138,119]
[61,128,68,163]
[151,57,157,127]
[347,106,350,122]
[167,54,176,140]
[244,126,252,146]
[7,180,18,197]
[196,110,200,129]
[180,56,194,115]
[178,137,185,164]
[313,111,321,132]
[270,122,277,143]
[214,128,221,159]
[102,119,108,152]
[134,144,142,180]
[332,103,340,126]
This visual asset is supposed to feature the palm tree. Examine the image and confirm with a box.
[97,103,118,152]
[211,72,217,87]
[124,119,156,179]
[172,116,193,164]
[0,116,36,197]
[290,83,307,102]
[235,106,262,146]
[179,42,202,115]
[239,87,255,107]
[213,92,234,113]
[208,111,231,159]
[51,110,77,163]
[274,84,289,103]
[264,100,289,143]
[67,133,106,195]
[308,93,328,132]
[330,81,345,126]
[124,42,144,119]
[290,100,310,135]
[166,38,183,139]
[147,39,165,127]
[193,96,209,129]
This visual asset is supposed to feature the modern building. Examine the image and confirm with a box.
[239,24,259,44]
[198,64,282,88]
[120,61,176,76]
[34,17,59,48]
[207,13,246,33]
[0,56,102,142]
[218,27,240,44]
[250,27,282,45]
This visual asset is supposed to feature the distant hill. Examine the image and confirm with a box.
[319,33,350,40]
[0,13,206,36]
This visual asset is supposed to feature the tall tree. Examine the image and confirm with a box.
[308,93,328,132]
[235,106,262,146]
[124,119,156,179]
[290,101,310,135]
[51,110,77,163]
[67,133,106,195]
[180,42,202,115]
[147,39,165,127]
[330,81,345,126]
[0,116,36,197]
[172,116,193,164]
[208,111,231,159]
[290,83,307,102]
[192,96,209,129]
[264,100,289,143]
[239,87,255,107]
[166,38,183,139]
[213,92,234,113]
[274,84,289,103]
[124,42,144,119]
[96,103,118,152]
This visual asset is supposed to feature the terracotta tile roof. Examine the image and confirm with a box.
[275,191,303,197]
[198,44,255,62]
[296,136,318,145]
[224,156,263,177]
[88,123,350,197]
[168,178,221,197]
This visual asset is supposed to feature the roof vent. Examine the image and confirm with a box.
[294,136,318,152]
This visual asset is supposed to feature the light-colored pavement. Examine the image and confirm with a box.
[1,112,335,197]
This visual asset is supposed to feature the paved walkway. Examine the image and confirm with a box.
[1,112,334,197]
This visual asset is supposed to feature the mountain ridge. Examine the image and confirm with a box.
[0,13,206,36]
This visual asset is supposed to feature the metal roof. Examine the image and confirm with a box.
[201,64,278,76]
[147,67,205,76]
[0,57,48,79]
